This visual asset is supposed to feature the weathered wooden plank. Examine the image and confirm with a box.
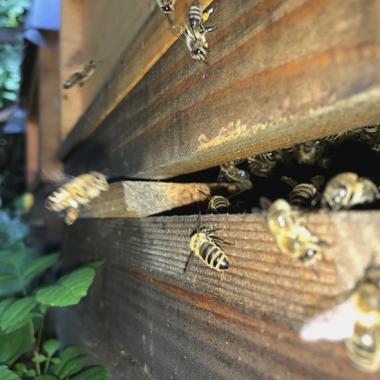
[63,0,380,179]
[78,181,237,218]
[38,32,63,183]
[57,212,380,379]
[59,0,213,143]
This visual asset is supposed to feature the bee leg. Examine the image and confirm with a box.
[183,252,193,274]
[204,26,217,34]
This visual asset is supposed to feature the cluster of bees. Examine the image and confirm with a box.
[55,2,380,372]
[45,124,380,373]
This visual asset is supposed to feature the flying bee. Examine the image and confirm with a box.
[187,213,230,272]
[282,175,325,208]
[63,60,100,90]
[322,172,380,210]
[247,152,279,177]
[301,262,380,373]
[45,171,109,225]
[156,0,175,13]
[267,199,323,266]
[219,161,253,191]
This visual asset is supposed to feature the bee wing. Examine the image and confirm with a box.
[300,300,356,342]
[259,196,272,211]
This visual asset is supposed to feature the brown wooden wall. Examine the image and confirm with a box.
[37,0,380,379]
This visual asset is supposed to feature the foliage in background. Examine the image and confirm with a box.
[0,199,108,380]
[0,0,30,110]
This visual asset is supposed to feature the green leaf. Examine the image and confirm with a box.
[35,376,58,380]
[58,356,86,379]
[0,323,34,365]
[86,260,104,269]
[0,298,14,315]
[51,346,79,376]
[36,267,95,307]
[70,366,108,380]
[0,297,36,334]
[26,368,36,377]
[24,254,60,283]
[42,339,60,357]
[0,273,16,282]
[32,353,47,363]
[0,365,21,380]
[14,362,27,374]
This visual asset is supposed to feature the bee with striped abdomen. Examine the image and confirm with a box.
[156,0,176,13]
[184,2,216,62]
[45,171,109,225]
[219,161,253,191]
[301,261,380,373]
[63,60,100,90]
[282,175,325,208]
[199,191,231,213]
[187,2,215,34]
[267,199,323,266]
[322,172,380,210]
[247,152,279,177]
[188,213,230,272]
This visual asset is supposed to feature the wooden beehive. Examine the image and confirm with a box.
[29,0,380,379]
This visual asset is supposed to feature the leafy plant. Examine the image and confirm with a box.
[0,206,108,379]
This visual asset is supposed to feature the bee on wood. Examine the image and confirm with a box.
[184,2,216,62]
[247,152,279,177]
[187,2,215,34]
[63,60,100,90]
[219,161,253,191]
[267,199,322,266]
[301,262,380,373]
[156,0,176,13]
[184,27,209,61]
[188,213,230,272]
[322,172,380,210]
[282,175,325,208]
[45,171,109,225]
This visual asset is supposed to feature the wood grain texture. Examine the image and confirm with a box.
[63,0,380,179]
[59,0,213,144]
[56,212,380,379]
[78,181,237,218]
[38,32,63,183]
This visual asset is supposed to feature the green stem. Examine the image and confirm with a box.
[34,314,45,376]
[44,357,51,374]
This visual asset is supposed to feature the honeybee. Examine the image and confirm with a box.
[184,3,216,61]
[63,60,100,90]
[219,162,253,191]
[296,140,329,167]
[188,213,230,272]
[156,0,175,13]
[45,172,109,225]
[322,172,380,210]
[247,152,279,177]
[301,262,380,373]
[199,191,231,213]
[267,199,322,266]
[187,2,215,34]
[282,175,325,208]
[185,27,209,61]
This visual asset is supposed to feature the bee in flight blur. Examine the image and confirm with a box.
[63,59,101,90]
[45,171,109,225]
[301,261,380,373]
[266,199,322,266]
[322,172,380,210]
[187,213,230,272]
